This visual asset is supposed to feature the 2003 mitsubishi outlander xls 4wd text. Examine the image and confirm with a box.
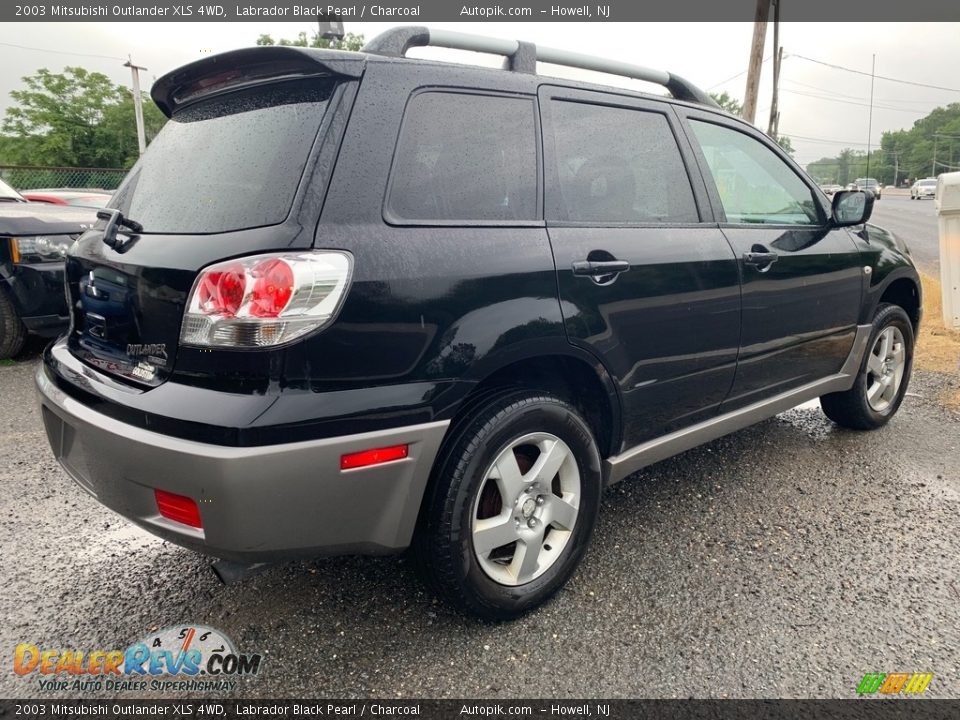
[37,27,921,619]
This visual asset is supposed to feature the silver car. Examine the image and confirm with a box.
[910,178,937,199]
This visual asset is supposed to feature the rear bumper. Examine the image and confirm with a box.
[36,365,449,562]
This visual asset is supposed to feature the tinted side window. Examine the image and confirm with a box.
[689,120,822,225]
[547,100,699,224]
[387,92,538,222]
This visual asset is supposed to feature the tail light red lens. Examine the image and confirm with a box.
[250,258,294,318]
[217,267,246,316]
[154,489,203,529]
[340,444,409,470]
[181,251,353,348]
[196,266,245,317]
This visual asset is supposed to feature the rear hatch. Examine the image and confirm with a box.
[64,47,362,387]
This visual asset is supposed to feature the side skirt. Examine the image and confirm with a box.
[603,324,872,485]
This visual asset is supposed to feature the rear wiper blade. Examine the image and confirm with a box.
[97,209,144,249]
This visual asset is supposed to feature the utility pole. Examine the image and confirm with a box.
[742,0,770,124]
[768,46,783,138]
[124,56,148,155]
[865,54,875,181]
[766,0,781,137]
[932,135,939,177]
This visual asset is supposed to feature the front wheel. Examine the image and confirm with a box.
[413,391,602,620]
[0,287,26,360]
[820,303,914,430]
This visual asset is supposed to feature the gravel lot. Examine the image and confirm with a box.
[1,344,958,699]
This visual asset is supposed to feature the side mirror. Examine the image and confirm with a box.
[832,190,874,227]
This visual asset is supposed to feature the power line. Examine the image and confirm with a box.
[705,55,772,91]
[781,132,873,147]
[789,53,960,93]
[779,88,930,114]
[781,77,948,106]
[0,40,125,62]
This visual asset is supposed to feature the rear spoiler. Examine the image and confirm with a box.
[151,46,365,117]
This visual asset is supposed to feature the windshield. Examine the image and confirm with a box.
[110,80,336,234]
[0,178,24,201]
[919,180,937,187]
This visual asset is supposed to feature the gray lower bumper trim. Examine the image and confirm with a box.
[604,324,872,485]
[37,366,450,561]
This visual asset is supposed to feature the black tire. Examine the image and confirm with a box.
[820,303,914,430]
[0,286,26,360]
[412,390,602,620]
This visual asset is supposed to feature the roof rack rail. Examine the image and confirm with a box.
[362,26,718,108]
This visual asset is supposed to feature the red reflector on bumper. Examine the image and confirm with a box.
[340,444,409,470]
[154,489,203,528]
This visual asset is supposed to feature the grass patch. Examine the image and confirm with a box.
[916,273,960,409]
[0,358,15,366]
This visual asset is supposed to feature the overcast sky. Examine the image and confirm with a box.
[2,22,959,168]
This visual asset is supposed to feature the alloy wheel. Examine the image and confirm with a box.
[471,432,581,586]
[865,326,906,413]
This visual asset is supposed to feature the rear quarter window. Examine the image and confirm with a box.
[386,91,538,223]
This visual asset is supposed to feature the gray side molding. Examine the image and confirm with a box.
[604,325,873,485]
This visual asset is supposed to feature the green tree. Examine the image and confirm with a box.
[803,102,960,185]
[0,66,165,168]
[775,135,795,157]
[256,31,365,51]
[837,148,856,185]
[709,91,743,116]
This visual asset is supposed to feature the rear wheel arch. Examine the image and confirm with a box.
[450,351,622,460]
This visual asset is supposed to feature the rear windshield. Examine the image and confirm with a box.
[919,180,937,186]
[111,80,335,234]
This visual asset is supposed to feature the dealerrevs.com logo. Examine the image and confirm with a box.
[14,625,262,693]
[857,672,933,695]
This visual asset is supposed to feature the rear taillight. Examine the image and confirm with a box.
[180,251,352,348]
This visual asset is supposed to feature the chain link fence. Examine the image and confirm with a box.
[0,165,128,192]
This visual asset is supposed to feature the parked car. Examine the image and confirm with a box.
[1,198,97,358]
[910,178,938,199]
[36,28,922,619]
[0,178,27,204]
[22,189,112,209]
[852,178,882,200]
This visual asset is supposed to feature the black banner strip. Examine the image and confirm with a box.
[3,0,960,23]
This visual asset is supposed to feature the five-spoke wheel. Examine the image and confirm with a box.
[821,302,914,430]
[413,391,601,620]
[472,433,581,586]
[864,326,906,413]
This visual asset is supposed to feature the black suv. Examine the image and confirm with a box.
[37,28,921,619]
[1,179,96,358]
